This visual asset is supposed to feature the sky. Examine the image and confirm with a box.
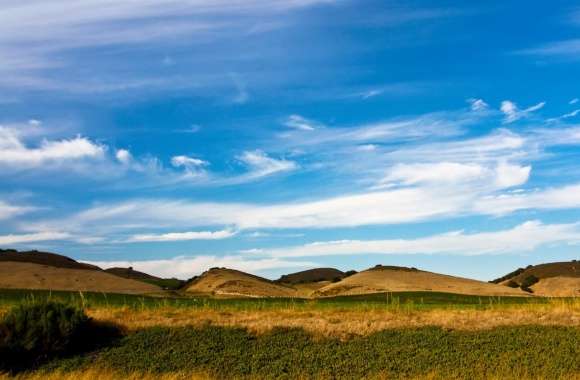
[2,0,580,281]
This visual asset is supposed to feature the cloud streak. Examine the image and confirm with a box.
[127,229,236,242]
[251,220,580,257]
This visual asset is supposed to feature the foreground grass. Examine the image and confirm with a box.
[13,325,578,380]
[88,301,580,337]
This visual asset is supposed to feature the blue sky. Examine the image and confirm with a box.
[2,0,580,280]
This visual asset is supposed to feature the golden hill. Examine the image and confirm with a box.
[185,268,298,297]
[0,261,161,294]
[314,265,527,297]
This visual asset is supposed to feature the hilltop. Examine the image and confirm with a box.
[185,267,297,297]
[0,249,100,270]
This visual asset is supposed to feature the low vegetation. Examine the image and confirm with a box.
[0,302,120,373]
[26,325,580,379]
[0,291,578,379]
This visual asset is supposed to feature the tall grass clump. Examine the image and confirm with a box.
[0,301,120,372]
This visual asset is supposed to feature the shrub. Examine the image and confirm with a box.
[0,302,120,372]
[520,275,540,293]
[506,280,520,288]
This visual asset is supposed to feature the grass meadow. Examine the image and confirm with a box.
[1,289,579,379]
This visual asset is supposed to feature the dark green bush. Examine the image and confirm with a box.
[0,302,120,372]
[506,280,520,288]
[520,275,540,293]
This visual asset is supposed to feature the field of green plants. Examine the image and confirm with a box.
[0,289,551,311]
[43,324,580,379]
[1,293,579,379]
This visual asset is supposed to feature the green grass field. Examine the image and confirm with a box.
[42,324,580,379]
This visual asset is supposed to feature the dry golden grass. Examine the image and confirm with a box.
[186,268,297,298]
[87,299,580,339]
[0,262,160,295]
[531,276,580,297]
[316,268,527,297]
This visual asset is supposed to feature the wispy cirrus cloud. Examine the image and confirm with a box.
[0,201,33,221]
[0,231,71,245]
[127,229,236,243]
[516,39,580,59]
[249,220,580,258]
[500,100,545,124]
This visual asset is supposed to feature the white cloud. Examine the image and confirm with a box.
[0,231,70,245]
[171,155,208,168]
[0,127,104,167]
[55,187,470,232]
[467,98,489,111]
[475,183,580,215]
[570,98,579,105]
[500,100,545,124]
[115,149,132,164]
[562,109,580,119]
[283,115,322,131]
[493,161,531,188]
[380,162,487,186]
[127,229,236,242]
[237,150,297,178]
[256,220,580,257]
[0,201,32,220]
[360,89,384,99]
[377,161,530,190]
[85,255,317,279]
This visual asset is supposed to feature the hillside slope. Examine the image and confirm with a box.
[495,261,580,296]
[0,262,161,294]
[315,265,526,297]
[0,249,100,270]
[186,268,297,297]
[105,267,185,290]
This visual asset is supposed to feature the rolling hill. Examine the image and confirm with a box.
[314,265,526,297]
[0,249,161,294]
[185,268,298,297]
[493,261,580,297]
[0,262,161,294]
